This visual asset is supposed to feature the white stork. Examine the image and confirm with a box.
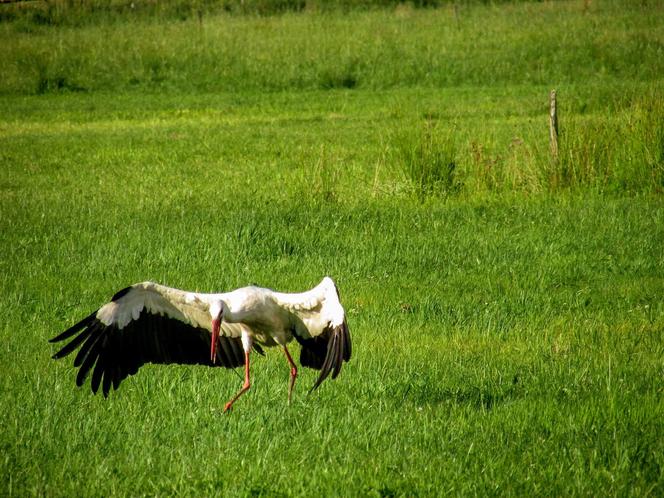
[50,277,351,412]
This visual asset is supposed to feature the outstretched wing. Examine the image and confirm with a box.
[49,282,246,397]
[287,277,352,391]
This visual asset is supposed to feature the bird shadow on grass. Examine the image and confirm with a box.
[389,372,526,411]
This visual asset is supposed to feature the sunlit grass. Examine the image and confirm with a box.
[2,2,663,95]
[1,1,663,494]
[1,88,663,496]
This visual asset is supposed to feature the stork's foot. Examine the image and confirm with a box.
[223,380,250,413]
[223,349,251,413]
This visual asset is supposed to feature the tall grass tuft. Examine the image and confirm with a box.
[393,120,460,201]
[552,90,664,193]
[635,91,664,193]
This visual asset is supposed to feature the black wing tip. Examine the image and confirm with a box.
[51,349,72,360]
[309,375,328,393]
[342,320,352,362]
[308,321,351,393]
[111,286,133,302]
[55,301,246,398]
[49,311,97,344]
[50,284,132,345]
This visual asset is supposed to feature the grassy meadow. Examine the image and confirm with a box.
[1,1,664,496]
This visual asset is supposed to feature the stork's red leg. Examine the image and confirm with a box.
[224,351,250,413]
[282,345,298,403]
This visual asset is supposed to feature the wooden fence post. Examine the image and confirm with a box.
[549,89,559,162]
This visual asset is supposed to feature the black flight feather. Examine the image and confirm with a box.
[51,307,246,396]
[49,311,96,344]
[295,319,352,392]
[51,326,93,359]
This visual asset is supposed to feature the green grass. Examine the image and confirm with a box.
[2,2,664,95]
[393,119,460,199]
[2,88,663,497]
[2,1,664,496]
[2,1,663,193]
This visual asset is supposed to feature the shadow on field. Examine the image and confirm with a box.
[395,374,525,411]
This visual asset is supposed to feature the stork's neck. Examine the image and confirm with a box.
[209,300,225,322]
[221,305,243,324]
[210,298,245,324]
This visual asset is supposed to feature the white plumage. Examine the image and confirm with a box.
[50,277,351,411]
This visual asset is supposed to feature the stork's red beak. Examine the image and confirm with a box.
[211,318,220,364]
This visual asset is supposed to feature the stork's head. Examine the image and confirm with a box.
[209,300,226,364]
